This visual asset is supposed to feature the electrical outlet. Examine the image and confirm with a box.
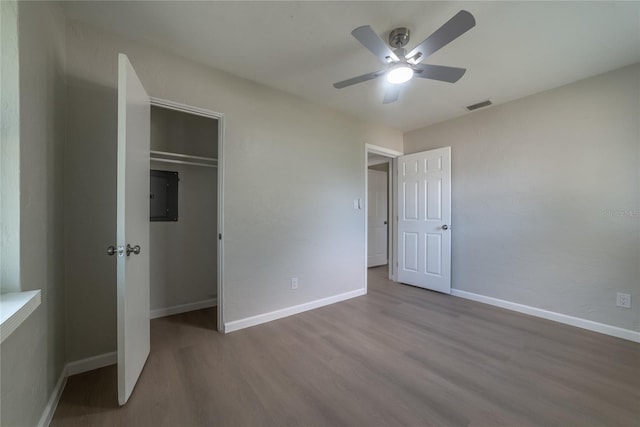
[291,277,298,290]
[616,292,631,309]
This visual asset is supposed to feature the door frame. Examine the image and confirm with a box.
[149,97,226,333]
[364,144,403,291]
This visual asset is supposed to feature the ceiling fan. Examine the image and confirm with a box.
[333,10,476,104]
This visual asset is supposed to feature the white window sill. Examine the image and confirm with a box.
[0,290,41,343]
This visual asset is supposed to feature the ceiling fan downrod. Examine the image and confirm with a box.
[388,27,410,48]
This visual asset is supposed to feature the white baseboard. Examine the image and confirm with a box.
[36,297,216,426]
[225,288,366,333]
[451,289,640,343]
[38,351,118,427]
[37,297,216,426]
[66,351,117,376]
[37,366,67,427]
[38,351,117,426]
[150,298,217,319]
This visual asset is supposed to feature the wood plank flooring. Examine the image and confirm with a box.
[52,267,640,426]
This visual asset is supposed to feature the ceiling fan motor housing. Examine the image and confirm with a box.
[389,27,410,48]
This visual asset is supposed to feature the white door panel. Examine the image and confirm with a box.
[397,147,451,293]
[368,169,388,267]
[117,53,150,405]
[403,232,419,271]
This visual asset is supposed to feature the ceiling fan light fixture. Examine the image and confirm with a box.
[386,64,413,84]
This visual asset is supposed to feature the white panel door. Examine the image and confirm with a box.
[368,169,388,267]
[397,147,451,293]
[117,53,150,405]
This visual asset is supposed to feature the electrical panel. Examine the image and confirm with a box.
[150,170,178,221]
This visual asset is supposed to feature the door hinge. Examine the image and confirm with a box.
[218,233,222,240]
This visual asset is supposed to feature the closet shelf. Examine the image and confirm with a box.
[150,150,217,168]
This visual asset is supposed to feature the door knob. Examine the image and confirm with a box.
[126,244,141,256]
[107,245,125,257]
[442,224,449,230]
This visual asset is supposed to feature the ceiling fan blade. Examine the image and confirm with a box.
[413,64,467,83]
[351,25,399,64]
[406,10,475,63]
[383,84,402,104]
[333,69,386,89]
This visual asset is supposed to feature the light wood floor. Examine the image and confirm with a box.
[52,267,640,426]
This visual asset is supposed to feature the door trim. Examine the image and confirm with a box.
[365,144,403,292]
[149,97,226,333]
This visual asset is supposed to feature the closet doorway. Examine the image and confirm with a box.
[367,160,389,268]
[148,98,224,332]
[364,144,402,290]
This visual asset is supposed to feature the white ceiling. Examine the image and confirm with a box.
[62,1,640,132]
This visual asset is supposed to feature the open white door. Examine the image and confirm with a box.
[368,169,388,267]
[117,53,150,405]
[397,147,451,293]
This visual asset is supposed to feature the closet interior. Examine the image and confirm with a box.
[149,105,218,320]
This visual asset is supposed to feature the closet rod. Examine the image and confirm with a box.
[150,150,217,163]
[151,157,217,168]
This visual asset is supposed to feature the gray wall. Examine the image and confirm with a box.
[64,20,402,360]
[150,163,217,309]
[368,163,389,172]
[0,1,67,425]
[0,0,20,293]
[151,105,218,158]
[64,81,118,361]
[150,107,218,310]
[404,64,640,331]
